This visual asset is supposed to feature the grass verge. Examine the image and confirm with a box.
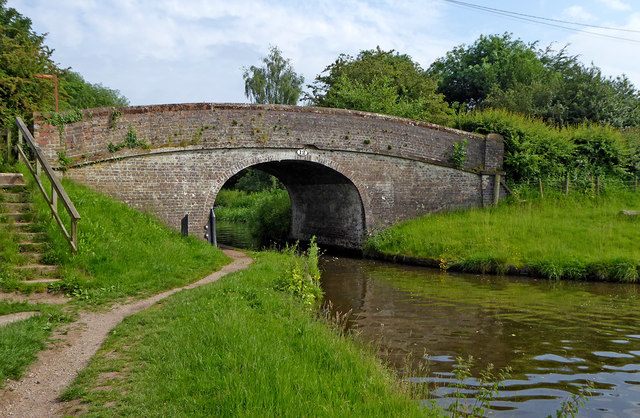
[366,190,640,282]
[60,251,433,417]
[0,302,73,386]
[6,163,230,304]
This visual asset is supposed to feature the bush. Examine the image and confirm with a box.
[248,189,291,245]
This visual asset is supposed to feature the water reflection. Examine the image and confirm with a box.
[320,257,640,416]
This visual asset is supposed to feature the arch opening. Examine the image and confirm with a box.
[214,160,366,249]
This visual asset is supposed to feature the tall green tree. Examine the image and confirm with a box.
[430,33,640,128]
[308,47,452,124]
[0,0,57,126]
[243,46,304,105]
[0,1,129,129]
[61,71,129,109]
[428,33,550,109]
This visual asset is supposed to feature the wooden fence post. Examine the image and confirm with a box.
[635,176,638,193]
[564,174,570,197]
[596,176,601,196]
[5,127,10,161]
[538,178,544,198]
[493,173,501,206]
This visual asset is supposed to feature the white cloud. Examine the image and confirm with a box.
[597,0,632,11]
[563,6,597,22]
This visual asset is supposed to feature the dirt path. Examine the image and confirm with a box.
[0,249,251,417]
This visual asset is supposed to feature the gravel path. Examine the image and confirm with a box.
[0,249,251,417]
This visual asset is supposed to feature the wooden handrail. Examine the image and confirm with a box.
[12,117,81,254]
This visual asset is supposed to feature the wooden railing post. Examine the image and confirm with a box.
[564,174,570,197]
[17,129,23,163]
[538,178,544,198]
[51,183,58,216]
[71,218,78,254]
[493,173,501,206]
[596,175,601,196]
[5,127,10,161]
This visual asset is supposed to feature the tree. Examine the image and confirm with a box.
[61,71,129,109]
[428,33,549,109]
[0,0,58,126]
[243,46,304,105]
[431,33,640,128]
[0,0,129,129]
[308,47,452,124]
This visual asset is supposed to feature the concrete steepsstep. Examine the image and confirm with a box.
[1,172,61,287]
[0,173,25,187]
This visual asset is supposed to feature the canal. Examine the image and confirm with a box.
[320,256,640,416]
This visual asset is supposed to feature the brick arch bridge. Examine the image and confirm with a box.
[34,103,505,249]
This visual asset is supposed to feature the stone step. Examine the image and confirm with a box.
[9,222,34,232]
[0,173,25,187]
[2,212,25,221]
[2,202,32,212]
[15,263,58,276]
[21,278,60,284]
[15,232,47,242]
[18,241,47,252]
[0,192,29,203]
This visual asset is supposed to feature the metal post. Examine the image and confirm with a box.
[493,173,501,206]
[181,214,189,238]
[204,208,217,247]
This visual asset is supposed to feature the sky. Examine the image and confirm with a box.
[7,0,640,106]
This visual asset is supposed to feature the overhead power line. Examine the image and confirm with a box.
[443,0,640,44]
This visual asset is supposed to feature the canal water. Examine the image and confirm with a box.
[320,257,640,416]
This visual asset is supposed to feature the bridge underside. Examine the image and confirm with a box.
[251,161,365,248]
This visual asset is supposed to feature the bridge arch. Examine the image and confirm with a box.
[207,153,367,248]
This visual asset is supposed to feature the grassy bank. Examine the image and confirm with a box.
[0,302,72,385]
[60,251,432,417]
[3,164,230,303]
[366,190,640,282]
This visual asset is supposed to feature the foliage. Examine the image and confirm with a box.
[60,71,129,109]
[243,45,304,105]
[274,238,322,307]
[107,125,148,153]
[447,356,512,417]
[225,167,284,193]
[247,188,291,245]
[454,108,633,183]
[0,0,57,127]
[365,188,640,282]
[309,47,452,125]
[0,1,128,130]
[448,138,467,169]
[430,33,640,127]
[60,251,430,417]
[429,33,548,110]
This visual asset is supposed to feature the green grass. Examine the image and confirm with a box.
[366,190,640,282]
[60,251,434,417]
[3,163,231,304]
[0,302,72,385]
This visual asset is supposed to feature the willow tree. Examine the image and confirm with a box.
[243,46,304,105]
